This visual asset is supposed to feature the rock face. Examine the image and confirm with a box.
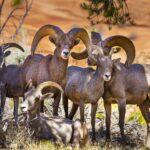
[1,0,150,64]
[23,0,150,64]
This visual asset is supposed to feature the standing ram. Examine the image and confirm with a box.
[22,24,92,115]
[0,43,25,124]
[73,32,150,148]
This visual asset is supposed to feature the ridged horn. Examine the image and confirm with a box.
[68,28,91,59]
[0,43,25,52]
[91,31,102,45]
[102,35,135,66]
[70,31,102,60]
[31,24,64,55]
[35,81,64,95]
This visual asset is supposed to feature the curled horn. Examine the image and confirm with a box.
[71,50,88,60]
[31,24,64,55]
[0,43,25,52]
[35,81,64,96]
[91,31,102,45]
[68,28,91,59]
[102,35,135,67]
[70,31,102,60]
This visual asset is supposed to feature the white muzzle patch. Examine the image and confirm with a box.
[21,102,28,113]
[61,48,70,60]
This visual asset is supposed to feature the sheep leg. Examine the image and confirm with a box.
[71,120,81,148]
[40,101,44,113]
[0,92,6,122]
[79,101,85,122]
[139,103,150,149]
[118,99,126,142]
[91,103,98,142]
[13,97,19,125]
[104,101,111,142]
[62,93,68,118]
[53,92,61,116]
[68,104,78,120]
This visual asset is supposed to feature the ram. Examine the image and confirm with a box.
[66,32,135,142]
[0,43,25,124]
[102,57,150,149]
[21,81,88,148]
[21,24,91,115]
[74,32,150,148]
[88,32,150,148]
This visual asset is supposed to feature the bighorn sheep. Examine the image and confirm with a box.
[21,81,88,148]
[22,24,92,116]
[65,32,136,143]
[86,32,150,148]
[0,43,25,124]
[62,31,124,142]
[102,63,150,149]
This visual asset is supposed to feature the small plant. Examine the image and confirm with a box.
[81,0,134,29]
[96,112,104,120]
[127,109,145,125]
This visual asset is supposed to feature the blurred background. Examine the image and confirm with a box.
[0,0,150,65]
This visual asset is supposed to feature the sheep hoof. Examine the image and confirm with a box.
[105,138,111,142]
[91,139,98,146]
[121,135,129,145]
[13,121,18,127]
[104,141,112,149]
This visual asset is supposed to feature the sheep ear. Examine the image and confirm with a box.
[49,36,57,45]
[4,51,11,57]
[111,47,121,53]
[70,39,80,49]
[113,58,122,71]
[87,57,97,66]
[74,39,80,46]
[87,49,99,66]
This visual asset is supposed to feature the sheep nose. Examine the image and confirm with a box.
[104,73,111,81]
[63,51,69,56]
[105,74,110,78]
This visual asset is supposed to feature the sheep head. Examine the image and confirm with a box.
[21,81,63,115]
[71,31,135,67]
[30,24,92,60]
[87,45,121,81]
[0,43,25,68]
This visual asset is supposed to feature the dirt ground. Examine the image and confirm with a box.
[0,99,147,150]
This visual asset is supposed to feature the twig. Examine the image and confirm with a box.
[0,0,33,39]
[14,0,34,37]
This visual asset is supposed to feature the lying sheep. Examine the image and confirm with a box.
[21,81,88,148]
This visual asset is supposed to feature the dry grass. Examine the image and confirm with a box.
[0,99,146,150]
